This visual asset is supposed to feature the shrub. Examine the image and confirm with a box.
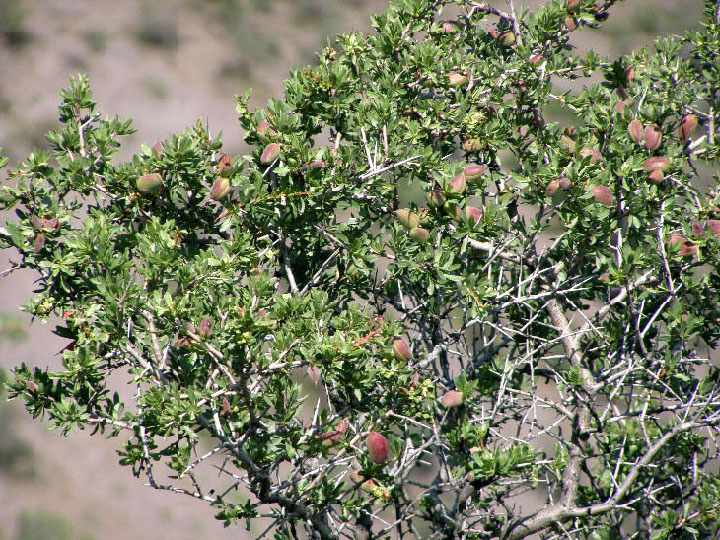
[2,1,720,538]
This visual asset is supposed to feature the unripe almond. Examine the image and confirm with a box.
[681,242,698,256]
[409,227,430,243]
[31,215,42,230]
[136,173,164,194]
[198,317,212,338]
[678,114,697,141]
[448,71,468,88]
[625,65,635,83]
[546,179,560,195]
[44,217,60,230]
[443,202,463,220]
[463,164,487,180]
[217,154,234,177]
[708,220,720,236]
[692,220,705,236]
[497,31,516,46]
[33,233,45,253]
[644,124,662,151]
[359,478,377,493]
[395,208,420,230]
[648,169,665,184]
[257,120,277,137]
[560,135,576,154]
[260,143,281,165]
[567,0,581,13]
[462,138,483,153]
[416,207,431,225]
[448,172,467,194]
[349,471,364,485]
[642,156,670,171]
[465,206,482,224]
[565,15,577,32]
[558,177,572,190]
[392,338,412,362]
[591,185,613,206]
[367,432,390,463]
[210,177,231,201]
[308,159,327,168]
[579,147,602,163]
[628,119,643,143]
[441,390,463,408]
[440,20,460,33]
[428,189,446,209]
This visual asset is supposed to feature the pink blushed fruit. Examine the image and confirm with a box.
[307,365,322,384]
[448,71,469,88]
[441,390,464,408]
[463,165,487,180]
[708,220,720,236]
[592,185,613,206]
[579,147,602,164]
[260,143,281,165]
[392,338,412,362]
[395,208,420,230]
[678,114,698,142]
[465,206,482,224]
[642,156,670,171]
[644,124,662,151]
[198,317,212,338]
[367,432,390,463]
[409,227,430,243]
[428,189,446,209]
[210,177,231,201]
[136,173,164,194]
[648,169,665,184]
[692,220,705,236]
[628,119,643,143]
[448,172,467,194]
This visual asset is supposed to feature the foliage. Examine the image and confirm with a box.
[2,0,720,538]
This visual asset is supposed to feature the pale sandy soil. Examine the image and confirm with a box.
[0,1,705,539]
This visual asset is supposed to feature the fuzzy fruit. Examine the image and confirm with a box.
[257,120,277,137]
[465,206,482,224]
[448,172,467,194]
[428,188,446,209]
[642,156,670,171]
[409,227,430,243]
[592,185,613,206]
[565,15,577,32]
[628,119,644,143]
[560,134,576,154]
[441,390,464,408]
[708,220,720,236]
[448,71,468,87]
[463,164,487,180]
[307,365,322,384]
[210,177,231,201]
[648,169,665,184]
[546,179,560,195]
[260,143,281,165]
[625,65,635,83]
[392,338,412,362]
[497,31,516,46]
[678,114,698,141]
[33,233,45,253]
[579,147,602,163]
[566,0,581,12]
[308,159,327,168]
[198,317,212,338]
[558,177,572,190]
[462,138,483,152]
[441,20,460,33]
[395,208,420,230]
[136,173,163,194]
[692,220,705,236]
[367,432,390,463]
[644,124,662,151]
[443,202,463,220]
[349,471,364,485]
[217,154,234,177]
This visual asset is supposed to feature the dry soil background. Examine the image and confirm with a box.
[0,1,705,539]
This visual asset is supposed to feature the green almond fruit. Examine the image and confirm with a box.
[678,114,697,141]
[644,124,662,151]
[441,390,464,408]
[395,208,420,230]
[497,31,516,46]
[628,119,644,143]
[463,164,487,180]
[591,185,613,206]
[642,156,670,171]
[210,177,231,201]
[448,71,469,88]
[428,189,446,209]
[260,143,281,165]
[448,172,467,194]
[136,173,164,194]
[409,227,430,243]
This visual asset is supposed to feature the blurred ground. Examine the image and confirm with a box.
[0,0,705,539]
